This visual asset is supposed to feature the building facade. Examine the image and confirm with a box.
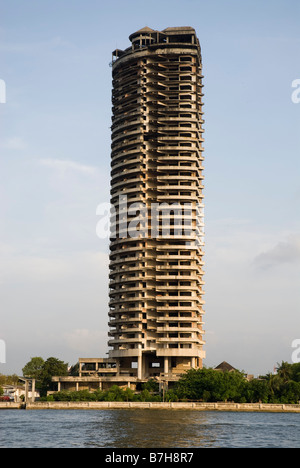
[108,27,205,381]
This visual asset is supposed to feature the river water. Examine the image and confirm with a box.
[0,409,299,448]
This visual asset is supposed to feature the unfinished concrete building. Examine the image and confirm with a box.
[50,27,206,394]
[108,26,205,383]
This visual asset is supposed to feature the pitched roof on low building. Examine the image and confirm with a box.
[214,361,236,372]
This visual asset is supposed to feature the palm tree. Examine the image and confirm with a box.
[276,361,292,383]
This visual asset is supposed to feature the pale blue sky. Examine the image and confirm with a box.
[0,0,300,375]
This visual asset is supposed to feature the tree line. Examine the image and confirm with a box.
[169,362,300,404]
[2,358,300,404]
[45,362,300,404]
[0,356,69,398]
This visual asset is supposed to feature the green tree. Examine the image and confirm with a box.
[276,361,292,382]
[22,357,45,382]
[141,378,159,393]
[290,363,300,383]
[246,379,270,403]
[93,389,105,401]
[103,385,126,401]
[222,369,248,402]
[174,367,247,402]
[0,374,19,386]
[279,381,300,404]
[123,387,135,401]
[164,389,179,402]
[39,357,69,397]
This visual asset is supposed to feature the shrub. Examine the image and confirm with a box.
[0,396,10,402]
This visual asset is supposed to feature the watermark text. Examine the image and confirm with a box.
[96,196,204,245]
[291,79,300,104]
[0,340,6,364]
[0,79,6,104]
[291,339,300,363]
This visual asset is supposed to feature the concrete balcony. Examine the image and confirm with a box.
[111,166,143,181]
[108,317,142,326]
[156,295,200,302]
[108,337,143,345]
[109,298,145,306]
[108,327,142,336]
[111,117,142,133]
[156,336,202,343]
[111,176,144,190]
[156,348,205,358]
[157,315,202,322]
[111,157,142,172]
[111,147,144,163]
[108,307,145,315]
[157,326,201,333]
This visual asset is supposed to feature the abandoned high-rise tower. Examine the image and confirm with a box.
[108,26,205,382]
[52,26,205,392]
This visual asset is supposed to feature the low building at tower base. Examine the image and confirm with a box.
[51,357,182,393]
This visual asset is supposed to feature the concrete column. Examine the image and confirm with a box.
[164,357,169,375]
[58,381,61,392]
[31,379,36,403]
[142,354,147,379]
[76,382,79,391]
[25,381,29,403]
[138,354,142,380]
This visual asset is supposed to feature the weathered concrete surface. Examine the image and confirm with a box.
[24,401,300,412]
[0,402,23,409]
[2,400,300,412]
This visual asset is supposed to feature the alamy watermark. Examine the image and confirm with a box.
[291,79,300,104]
[96,195,204,245]
[0,340,6,364]
[0,79,6,104]
[291,339,300,364]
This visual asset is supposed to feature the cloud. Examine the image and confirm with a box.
[1,137,27,150]
[39,158,98,176]
[253,235,300,269]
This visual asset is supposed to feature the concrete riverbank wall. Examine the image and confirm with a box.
[0,402,23,409]
[1,401,300,412]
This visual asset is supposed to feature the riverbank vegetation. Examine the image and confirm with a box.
[22,357,68,397]
[38,361,300,404]
[0,374,19,387]
[3,358,299,403]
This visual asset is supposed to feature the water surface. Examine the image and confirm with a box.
[0,409,299,448]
